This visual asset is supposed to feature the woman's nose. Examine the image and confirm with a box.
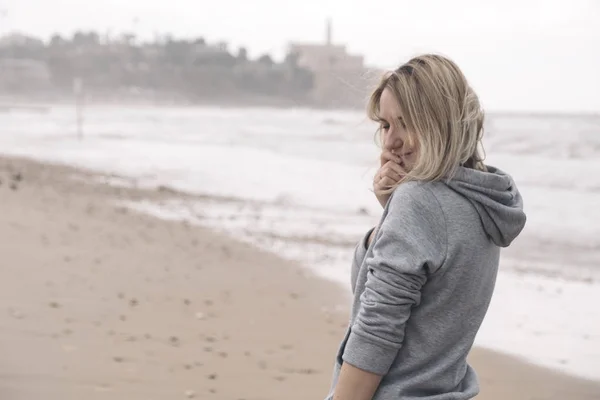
[384,135,403,151]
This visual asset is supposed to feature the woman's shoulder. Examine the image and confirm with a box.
[383,181,448,259]
[389,181,445,214]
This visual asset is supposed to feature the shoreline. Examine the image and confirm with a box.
[1,154,599,399]
[2,99,600,117]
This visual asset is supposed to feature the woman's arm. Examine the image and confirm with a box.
[333,362,382,400]
[334,186,448,397]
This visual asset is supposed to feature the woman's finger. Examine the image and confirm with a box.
[383,160,406,177]
[380,150,401,166]
[377,176,397,189]
[380,166,402,182]
[374,162,405,188]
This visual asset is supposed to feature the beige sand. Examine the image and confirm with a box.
[0,155,598,400]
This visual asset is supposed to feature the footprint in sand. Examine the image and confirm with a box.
[283,367,319,375]
[93,383,113,393]
[61,344,78,352]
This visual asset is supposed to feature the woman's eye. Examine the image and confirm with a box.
[381,124,390,131]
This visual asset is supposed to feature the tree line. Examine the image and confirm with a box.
[0,31,315,104]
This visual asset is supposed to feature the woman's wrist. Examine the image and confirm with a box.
[366,226,377,248]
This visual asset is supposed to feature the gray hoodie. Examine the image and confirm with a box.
[326,166,526,400]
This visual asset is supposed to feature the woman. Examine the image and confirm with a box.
[326,54,526,400]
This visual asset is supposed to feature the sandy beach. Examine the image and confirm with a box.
[1,155,599,400]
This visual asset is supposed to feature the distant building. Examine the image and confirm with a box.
[288,19,377,108]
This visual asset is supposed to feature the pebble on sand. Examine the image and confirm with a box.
[169,336,180,346]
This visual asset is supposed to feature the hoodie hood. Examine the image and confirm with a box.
[445,165,526,247]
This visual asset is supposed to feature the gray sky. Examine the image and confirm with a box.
[2,0,599,112]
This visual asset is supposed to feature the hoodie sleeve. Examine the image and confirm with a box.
[342,185,447,375]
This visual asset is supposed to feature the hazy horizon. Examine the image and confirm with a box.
[1,0,599,113]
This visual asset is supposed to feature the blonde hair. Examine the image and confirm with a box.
[368,54,486,192]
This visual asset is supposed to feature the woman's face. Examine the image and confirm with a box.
[379,88,418,169]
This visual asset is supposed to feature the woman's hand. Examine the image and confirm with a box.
[373,149,405,208]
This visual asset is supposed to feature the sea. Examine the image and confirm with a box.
[2,105,599,381]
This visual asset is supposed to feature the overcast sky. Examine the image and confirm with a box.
[1,0,599,112]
